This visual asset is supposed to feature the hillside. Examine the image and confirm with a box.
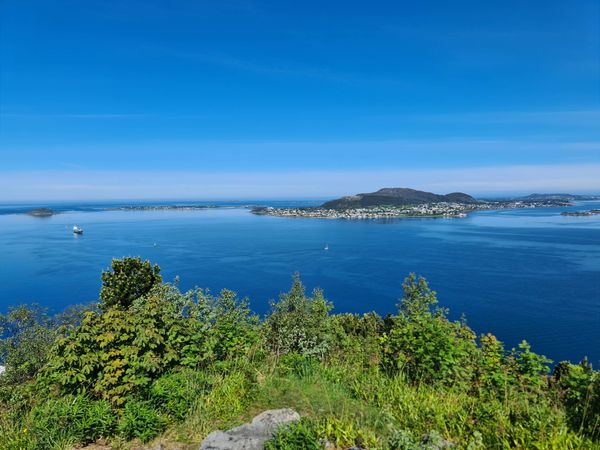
[321,188,478,209]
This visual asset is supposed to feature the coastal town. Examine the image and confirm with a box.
[252,199,572,220]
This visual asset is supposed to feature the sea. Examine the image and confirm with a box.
[0,200,598,365]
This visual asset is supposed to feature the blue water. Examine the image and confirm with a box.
[0,201,599,365]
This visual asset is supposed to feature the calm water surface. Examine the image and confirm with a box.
[0,201,599,364]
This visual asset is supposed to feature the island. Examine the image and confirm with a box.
[25,208,57,217]
[561,210,600,217]
[110,204,233,212]
[519,193,600,201]
[251,187,573,219]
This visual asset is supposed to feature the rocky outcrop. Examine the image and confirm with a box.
[199,409,300,450]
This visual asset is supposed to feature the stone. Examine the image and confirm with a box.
[199,409,300,450]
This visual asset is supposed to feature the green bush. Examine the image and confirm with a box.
[265,418,322,450]
[554,359,600,438]
[28,394,115,448]
[330,312,383,367]
[43,293,188,405]
[265,274,333,358]
[149,369,212,420]
[0,305,57,385]
[278,352,319,378]
[389,429,468,449]
[100,256,162,310]
[42,261,257,405]
[316,416,379,448]
[381,274,477,385]
[203,288,259,361]
[117,399,165,442]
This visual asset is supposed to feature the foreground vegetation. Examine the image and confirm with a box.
[0,257,598,449]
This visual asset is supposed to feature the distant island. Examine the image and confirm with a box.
[25,208,57,217]
[561,209,600,217]
[252,187,575,219]
[110,204,231,212]
[519,193,600,201]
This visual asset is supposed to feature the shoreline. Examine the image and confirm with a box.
[251,200,572,220]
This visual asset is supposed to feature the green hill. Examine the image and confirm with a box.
[322,188,479,209]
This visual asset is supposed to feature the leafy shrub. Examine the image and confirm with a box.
[265,274,333,358]
[117,399,165,442]
[512,340,551,387]
[330,312,384,367]
[28,394,115,448]
[279,352,319,378]
[381,274,477,385]
[149,369,212,420]
[553,359,600,438]
[265,418,322,450]
[100,256,162,310]
[388,429,418,450]
[473,333,511,395]
[44,293,187,405]
[389,429,464,449]
[0,305,57,384]
[0,418,36,450]
[43,260,257,405]
[203,288,259,361]
[316,416,379,449]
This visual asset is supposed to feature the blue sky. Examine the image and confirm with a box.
[1,0,599,200]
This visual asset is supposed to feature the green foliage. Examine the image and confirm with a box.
[100,256,162,310]
[381,274,477,385]
[265,418,322,450]
[389,429,461,450]
[28,394,115,448]
[513,340,552,386]
[330,312,383,367]
[265,274,333,358]
[316,416,379,448]
[474,333,510,395]
[278,352,319,378]
[554,359,600,438]
[1,260,599,449]
[43,270,257,405]
[117,398,166,442]
[0,305,57,384]
[149,369,212,420]
[206,288,259,361]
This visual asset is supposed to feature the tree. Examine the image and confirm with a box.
[0,304,56,384]
[381,274,477,384]
[100,257,162,310]
[265,274,333,358]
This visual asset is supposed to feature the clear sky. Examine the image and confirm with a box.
[1,0,599,200]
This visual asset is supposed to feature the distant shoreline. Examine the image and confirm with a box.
[251,199,572,220]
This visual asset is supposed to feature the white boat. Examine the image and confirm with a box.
[324,244,329,251]
[73,225,84,235]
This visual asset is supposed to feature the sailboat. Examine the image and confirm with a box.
[324,243,329,251]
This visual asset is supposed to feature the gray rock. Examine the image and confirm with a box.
[200,409,300,450]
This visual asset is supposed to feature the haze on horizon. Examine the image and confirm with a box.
[1,1,599,201]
